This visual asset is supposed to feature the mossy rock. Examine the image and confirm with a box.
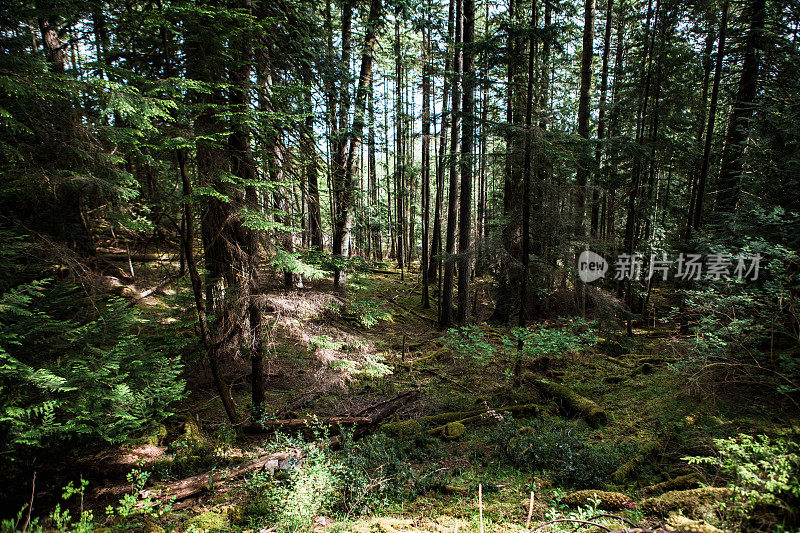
[217,504,245,524]
[442,421,466,440]
[562,490,635,511]
[184,511,228,532]
[666,514,724,533]
[183,418,206,445]
[641,487,732,518]
[603,375,625,384]
[631,362,655,375]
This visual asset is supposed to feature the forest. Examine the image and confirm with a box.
[0,0,799,530]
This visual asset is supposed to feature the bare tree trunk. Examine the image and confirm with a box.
[691,0,728,232]
[429,0,455,283]
[715,0,765,215]
[422,27,432,309]
[514,0,537,385]
[592,0,614,238]
[439,0,463,330]
[332,0,384,289]
[574,0,595,314]
[457,0,475,326]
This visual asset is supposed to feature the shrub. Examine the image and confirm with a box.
[0,233,185,461]
[684,434,800,527]
[493,417,622,489]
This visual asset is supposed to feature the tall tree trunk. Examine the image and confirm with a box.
[422,27,432,309]
[303,65,324,252]
[368,76,382,260]
[691,0,728,232]
[439,0,463,330]
[429,0,456,283]
[592,0,614,238]
[394,17,405,277]
[514,0,537,385]
[457,0,474,325]
[332,0,384,289]
[575,0,595,313]
[685,21,717,240]
[715,0,765,214]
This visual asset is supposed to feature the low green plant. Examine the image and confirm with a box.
[0,237,185,460]
[444,325,494,361]
[505,318,599,361]
[493,416,623,489]
[685,434,800,525]
[345,297,392,329]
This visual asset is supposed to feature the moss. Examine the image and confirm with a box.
[442,421,466,440]
[611,439,661,484]
[381,419,423,437]
[184,511,228,532]
[537,380,608,428]
[141,520,165,533]
[217,505,245,524]
[641,473,702,496]
[603,375,625,384]
[631,362,655,376]
[142,424,167,446]
[562,490,635,511]
[641,487,732,518]
[183,418,206,446]
[666,514,724,533]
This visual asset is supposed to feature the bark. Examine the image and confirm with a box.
[575,0,595,267]
[715,0,765,214]
[368,76,382,260]
[149,450,303,503]
[457,0,474,326]
[514,0,537,385]
[394,18,405,276]
[685,22,717,240]
[332,0,384,289]
[304,66,324,251]
[691,0,728,232]
[439,0,463,330]
[592,0,614,237]
[421,27,432,309]
[428,0,456,283]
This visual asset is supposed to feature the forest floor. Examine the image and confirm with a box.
[33,254,800,533]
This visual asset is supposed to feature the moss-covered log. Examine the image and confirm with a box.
[641,473,702,496]
[611,439,661,484]
[533,380,608,428]
[382,403,541,439]
[641,487,732,518]
[562,490,636,510]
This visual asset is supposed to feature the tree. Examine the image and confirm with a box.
[331,0,384,289]
[457,0,475,325]
[715,0,766,215]
[439,0,463,329]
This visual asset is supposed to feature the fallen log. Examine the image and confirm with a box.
[611,439,661,484]
[381,403,541,439]
[328,389,420,448]
[145,449,303,503]
[641,473,701,497]
[533,380,608,428]
[246,416,374,433]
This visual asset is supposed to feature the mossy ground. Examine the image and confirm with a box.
[43,267,798,532]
